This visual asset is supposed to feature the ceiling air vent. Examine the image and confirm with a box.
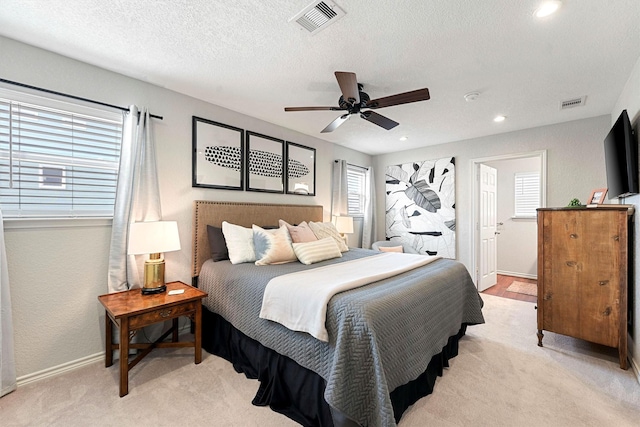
[560,96,587,110]
[290,1,346,35]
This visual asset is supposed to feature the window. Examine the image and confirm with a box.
[514,172,540,218]
[0,89,123,218]
[347,164,366,216]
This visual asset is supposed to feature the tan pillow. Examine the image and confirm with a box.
[308,221,349,252]
[278,219,318,243]
[292,237,342,265]
[378,245,404,253]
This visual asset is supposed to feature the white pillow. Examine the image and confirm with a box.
[221,221,255,264]
[253,225,297,265]
[292,237,343,265]
[308,221,349,252]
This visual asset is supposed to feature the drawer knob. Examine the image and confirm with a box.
[159,309,173,318]
[603,307,612,316]
[570,233,578,239]
[613,235,620,242]
[566,261,577,267]
[543,292,552,301]
[599,280,609,286]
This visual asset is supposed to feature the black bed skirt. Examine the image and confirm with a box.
[201,307,467,427]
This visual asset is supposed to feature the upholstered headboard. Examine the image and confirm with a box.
[191,200,323,280]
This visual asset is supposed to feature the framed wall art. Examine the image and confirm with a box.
[246,131,284,193]
[192,116,244,190]
[286,142,316,196]
[385,157,456,258]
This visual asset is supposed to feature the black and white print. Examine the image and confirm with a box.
[385,157,456,258]
[192,116,244,190]
[285,142,316,196]
[246,131,284,193]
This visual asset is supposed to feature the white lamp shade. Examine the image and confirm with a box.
[333,216,354,234]
[127,221,181,255]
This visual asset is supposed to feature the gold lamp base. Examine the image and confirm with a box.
[142,253,166,295]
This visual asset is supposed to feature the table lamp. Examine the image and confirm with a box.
[333,215,354,243]
[127,221,181,295]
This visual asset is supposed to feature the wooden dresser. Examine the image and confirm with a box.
[536,205,633,369]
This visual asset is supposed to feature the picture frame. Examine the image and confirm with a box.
[246,131,285,193]
[588,188,608,205]
[285,142,316,196]
[192,116,244,190]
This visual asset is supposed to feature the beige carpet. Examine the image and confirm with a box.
[506,280,538,296]
[1,294,639,426]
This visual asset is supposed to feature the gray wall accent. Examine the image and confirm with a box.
[374,115,612,276]
[0,35,371,378]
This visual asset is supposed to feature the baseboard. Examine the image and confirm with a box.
[16,323,193,387]
[497,270,537,280]
[630,352,640,385]
[17,352,104,387]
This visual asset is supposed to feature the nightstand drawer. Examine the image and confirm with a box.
[129,301,197,329]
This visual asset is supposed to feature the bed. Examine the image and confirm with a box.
[192,201,484,427]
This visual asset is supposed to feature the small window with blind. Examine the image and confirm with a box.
[347,164,366,216]
[514,172,540,218]
[0,88,123,218]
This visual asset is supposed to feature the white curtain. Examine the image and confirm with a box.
[332,160,348,217]
[0,208,16,397]
[108,106,161,293]
[362,167,376,249]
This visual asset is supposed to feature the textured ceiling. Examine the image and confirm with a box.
[1,0,639,155]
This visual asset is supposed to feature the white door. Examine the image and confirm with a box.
[478,164,498,291]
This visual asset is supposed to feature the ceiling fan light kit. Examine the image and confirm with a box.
[285,71,430,133]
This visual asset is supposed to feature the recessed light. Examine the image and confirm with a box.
[494,115,506,122]
[464,92,480,102]
[399,136,408,141]
[534,1,561,18]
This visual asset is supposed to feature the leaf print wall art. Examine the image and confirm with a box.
[385,157,456,258]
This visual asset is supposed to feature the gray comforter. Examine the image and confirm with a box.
[200,248,484,427]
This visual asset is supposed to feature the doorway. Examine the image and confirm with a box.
[470,151,547,291]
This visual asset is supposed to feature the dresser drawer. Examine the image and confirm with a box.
[129,301,197,329]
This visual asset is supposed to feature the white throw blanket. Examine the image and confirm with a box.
[259,252,442,341]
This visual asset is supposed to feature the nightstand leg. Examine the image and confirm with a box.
[105,310,113,367]
[195,301,202,364]
[119,317,129,397]
[172,318,179,342]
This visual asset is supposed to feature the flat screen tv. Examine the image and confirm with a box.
[604,109,638,199]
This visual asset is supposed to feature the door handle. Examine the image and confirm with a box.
[495,232,500,235]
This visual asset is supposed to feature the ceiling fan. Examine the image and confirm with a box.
[284,71,430,133]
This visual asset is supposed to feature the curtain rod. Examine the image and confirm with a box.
[0,77,163,120]
[335,160,368,171]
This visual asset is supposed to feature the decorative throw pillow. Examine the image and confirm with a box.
[207,225,229,261]
[378,245,404,253]
[278,219,318,243]
[221,221,256,264]
[308,221,349,252]
[253,225,297,265]
[292,237,342,265]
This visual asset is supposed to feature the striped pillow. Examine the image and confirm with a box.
[292,237,342,265]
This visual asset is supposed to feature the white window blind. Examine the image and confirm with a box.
[347,164,366,216]
[514,172,540,217]
[0,90,123,218]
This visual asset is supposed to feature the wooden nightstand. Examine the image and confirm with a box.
[98,281,208,397]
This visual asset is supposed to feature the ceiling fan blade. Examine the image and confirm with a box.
[361,111,399,130]
[321,114,350,133]
[366,88,430,109]
[285,106,343,112]
[334,72,360,104]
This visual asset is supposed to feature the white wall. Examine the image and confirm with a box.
[0,36,371,378]
[374,115,612,278]
[485,157,540,278]
[611,53,640,376]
